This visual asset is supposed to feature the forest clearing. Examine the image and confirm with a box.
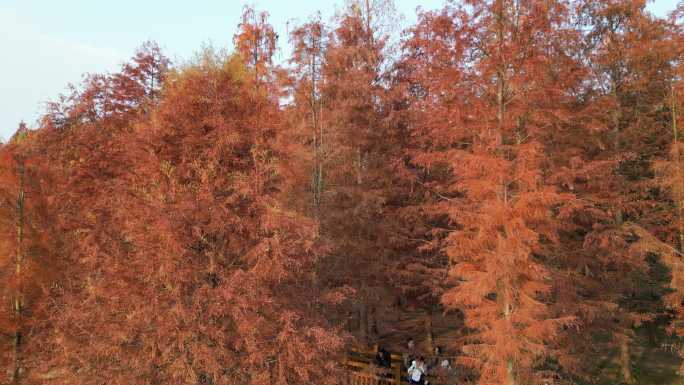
[2,0,684,384]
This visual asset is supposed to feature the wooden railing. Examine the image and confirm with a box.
[342,349,404,385]
[343,349,458,385]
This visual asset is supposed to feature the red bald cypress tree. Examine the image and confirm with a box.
[399,1,584,383]
[284,14,328,214]
[652,12,684,372]
[0,125,60,384]
[6,2,684,384]
[43,41,168,132]
[34,11,343,385]
[234,5,278,88]
[556,2,683,382]
[131,49,343,385]
[284,1,403,347]
[29,43,170,384]
[314,1,402,346]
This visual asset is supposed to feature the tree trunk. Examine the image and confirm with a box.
[318,94,324,210]
[369,304,379,339]
[424,310,434,353]
[356,147,363,185]
[619,334,633,384]
[345,309,354,334]
[503,294,516,385]
[671,85,684,253]
[12,159,25,384]
[611,78,624,225]
[364,0,370,28]
[310,50,321,211]
[358,302,368,348]
[506,359,516,385]
[496,3,515,384]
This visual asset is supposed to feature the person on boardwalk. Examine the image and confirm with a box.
[433,357,456,385]
[375,347,391,368]
[407,356,428,385]
[402,338,417,368]
[428,346,444,370]
[374,347,392,385]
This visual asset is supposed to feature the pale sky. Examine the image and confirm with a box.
[0,0,677,141]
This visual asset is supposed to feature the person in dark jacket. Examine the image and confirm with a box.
[374,347,392,385]
[428,346,443,370]
[375,347,391,368]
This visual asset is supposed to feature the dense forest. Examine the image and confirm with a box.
[2,0,684,384]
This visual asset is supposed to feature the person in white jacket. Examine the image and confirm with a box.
[407,356,427,385]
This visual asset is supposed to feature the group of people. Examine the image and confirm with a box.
[373,338,454,385]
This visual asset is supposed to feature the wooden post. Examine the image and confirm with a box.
[394,363,401,385]
[342,358,349,385]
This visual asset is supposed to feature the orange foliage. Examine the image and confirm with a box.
[3,2,684,385]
